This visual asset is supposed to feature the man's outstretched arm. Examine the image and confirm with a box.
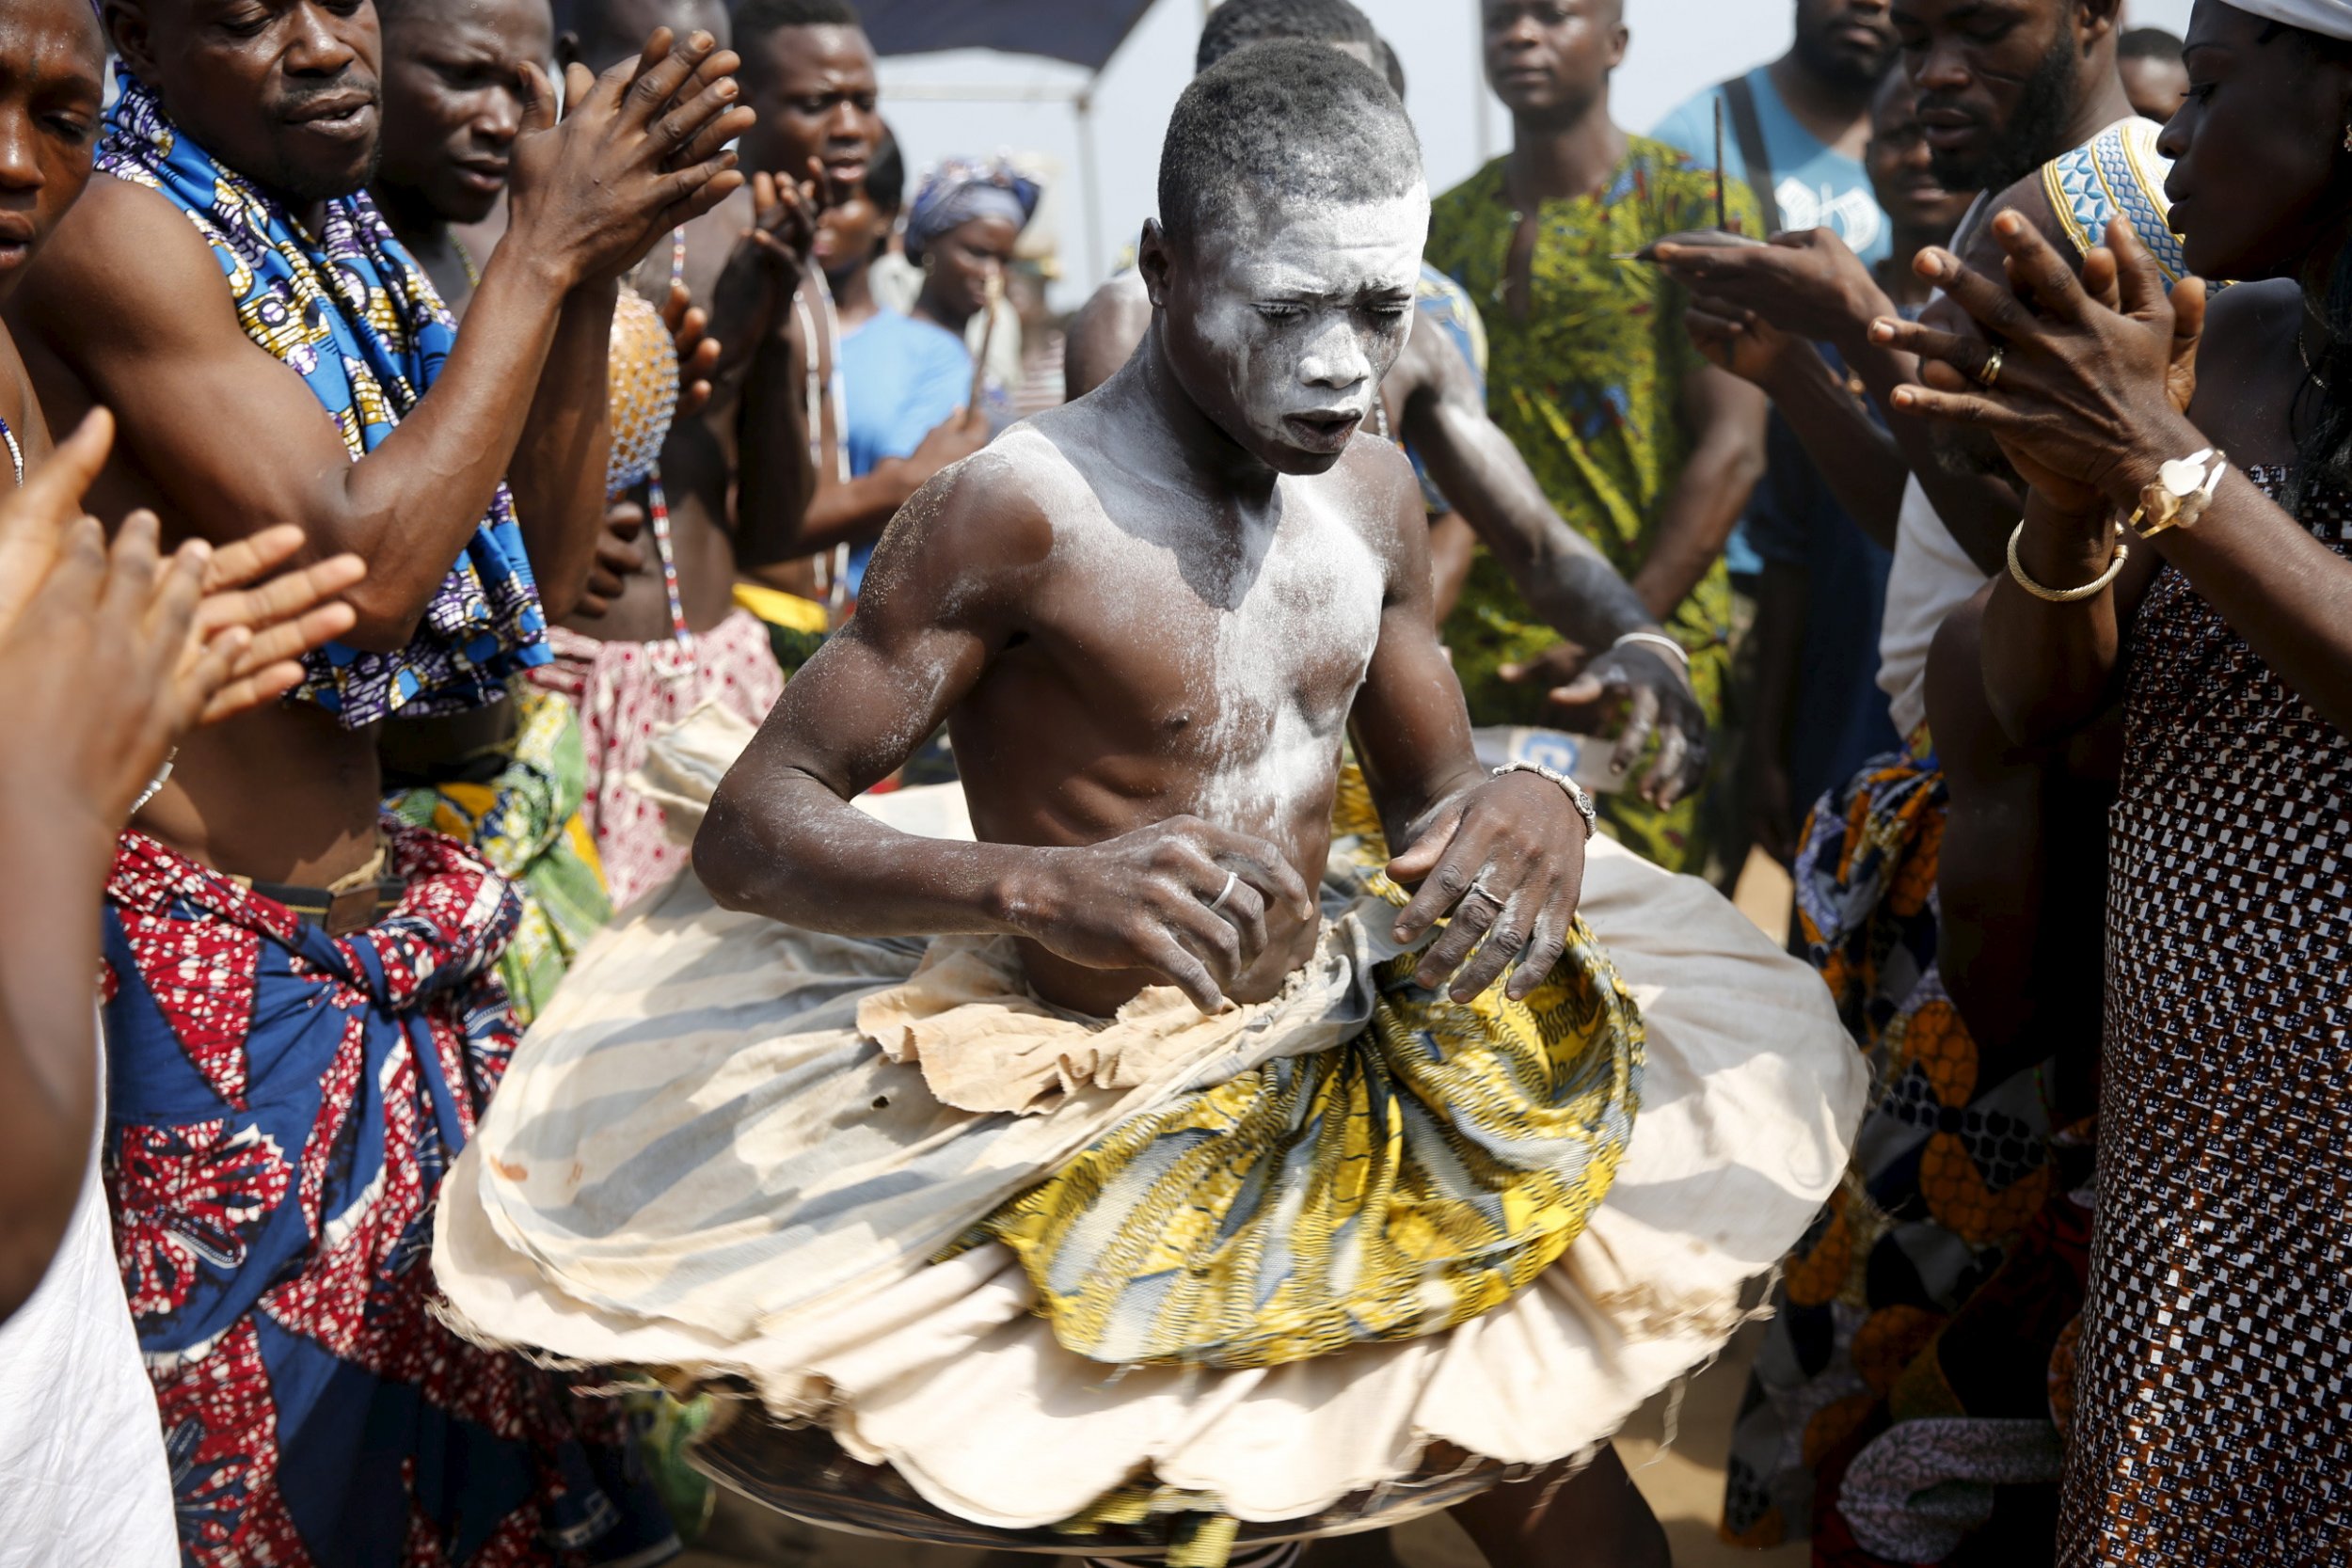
[1400,325,1708,803]
[9,36,746,649]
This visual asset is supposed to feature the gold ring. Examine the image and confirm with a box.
[1977,347,2006,389]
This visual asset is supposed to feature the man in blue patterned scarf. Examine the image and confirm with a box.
[2,1,755,1560]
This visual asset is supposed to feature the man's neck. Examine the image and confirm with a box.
[2054,67,2137,164]
[830,261,879,326]
[1881,228,1943,308]
[1505,94,1627,207]
[1765,51,1874,155]
[1125,325,1279,508]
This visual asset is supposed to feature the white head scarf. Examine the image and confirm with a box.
[2219,0,2352,40]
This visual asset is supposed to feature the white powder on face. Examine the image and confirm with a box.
[1189,187,1431,456]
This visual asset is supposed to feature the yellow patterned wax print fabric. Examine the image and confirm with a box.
[1425,141,1762,872]
[971,767,1645,1371]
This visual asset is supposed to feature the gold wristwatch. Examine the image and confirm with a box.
[2125,447,2227,540]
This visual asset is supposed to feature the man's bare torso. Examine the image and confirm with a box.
[921,389,1410,1011]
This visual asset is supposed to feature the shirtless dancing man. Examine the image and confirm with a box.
[440,40,1859,1568]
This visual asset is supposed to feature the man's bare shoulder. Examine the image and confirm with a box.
[1329,428,1422,544]
[856,426,1082,621]
[1063,271,1151,399]
[15,175,229,348]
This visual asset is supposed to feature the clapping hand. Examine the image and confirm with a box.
[1869,213,2209,520]
[0,409,365,824]
[505,27,755,290]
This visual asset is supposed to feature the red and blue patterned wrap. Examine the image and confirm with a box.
[100,823,675,1566]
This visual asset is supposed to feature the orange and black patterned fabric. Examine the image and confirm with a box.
[1721,753,2090,1563]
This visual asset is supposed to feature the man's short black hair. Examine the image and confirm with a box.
[866,121,903,213]
[1158,39,1421,248]
[1194,0,1379,73]
[2119,25,2184,63]
[735,0,862,47]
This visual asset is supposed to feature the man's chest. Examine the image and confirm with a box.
[1015,504,1389,755]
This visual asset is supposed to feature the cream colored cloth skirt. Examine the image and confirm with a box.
[436,777,1864,1531]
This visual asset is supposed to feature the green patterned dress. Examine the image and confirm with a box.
[1426,140,1761,871]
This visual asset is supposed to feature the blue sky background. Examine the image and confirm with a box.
[873,0,2196,308]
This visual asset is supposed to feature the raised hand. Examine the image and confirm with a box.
[504,27,755,290]
[662,281,723,420]
[1685,293,1804,387]
[183,526,366,724]
[1653,228,1890,348]
[709,161,828,386]
[1018,817,1316,1014]
[0,406,114,636]
[1870,213,2210,518]
[1388,771,1588,1005]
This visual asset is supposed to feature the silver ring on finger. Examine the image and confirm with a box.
[1206,870,1239,914]
[1464,879,1506,911]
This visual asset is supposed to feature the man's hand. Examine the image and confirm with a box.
[183,525,367,724]
[1653,229,1889,348]
[572,499,648,618]
[1388,771,1588,1005]
[710,162,828,385]
[1499,638,1706,807]
[504,28,755,291]
[1548,642,1707,807]
[1015,817,1315,1015]
[1686,294,1804,387]
[662,281,723,420]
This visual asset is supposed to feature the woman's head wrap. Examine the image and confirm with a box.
[904,157,1040,265]
[2220,0,2352,40]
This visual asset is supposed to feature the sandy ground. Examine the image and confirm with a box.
[676,852,1806,1568]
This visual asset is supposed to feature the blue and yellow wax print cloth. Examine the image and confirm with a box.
[97,75,548,727]
[961,769,1642,1371]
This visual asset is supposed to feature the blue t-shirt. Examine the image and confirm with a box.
[839,308,972,592]
[1652,68,1889,580]
[1650,68,1889,265]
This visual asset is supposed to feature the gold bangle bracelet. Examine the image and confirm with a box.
[2006,519,2128,604]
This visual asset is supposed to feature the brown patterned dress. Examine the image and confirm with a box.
[2059,469,2352,1563]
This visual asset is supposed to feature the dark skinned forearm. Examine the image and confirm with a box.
[1842,334,2020,574]
[0,788,111,1323]
[1631,390,1767,623]
[1406,386,1661,651]
[298,243,580,649]
[1756,345,1909,552]
[733,316,818,570]
[503,280,618,622]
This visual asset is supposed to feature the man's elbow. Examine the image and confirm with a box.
[337,584,429,654]
[691,784,769,915]
[1716,434,1769,504]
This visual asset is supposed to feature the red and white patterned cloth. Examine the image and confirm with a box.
[532,610,785,910]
